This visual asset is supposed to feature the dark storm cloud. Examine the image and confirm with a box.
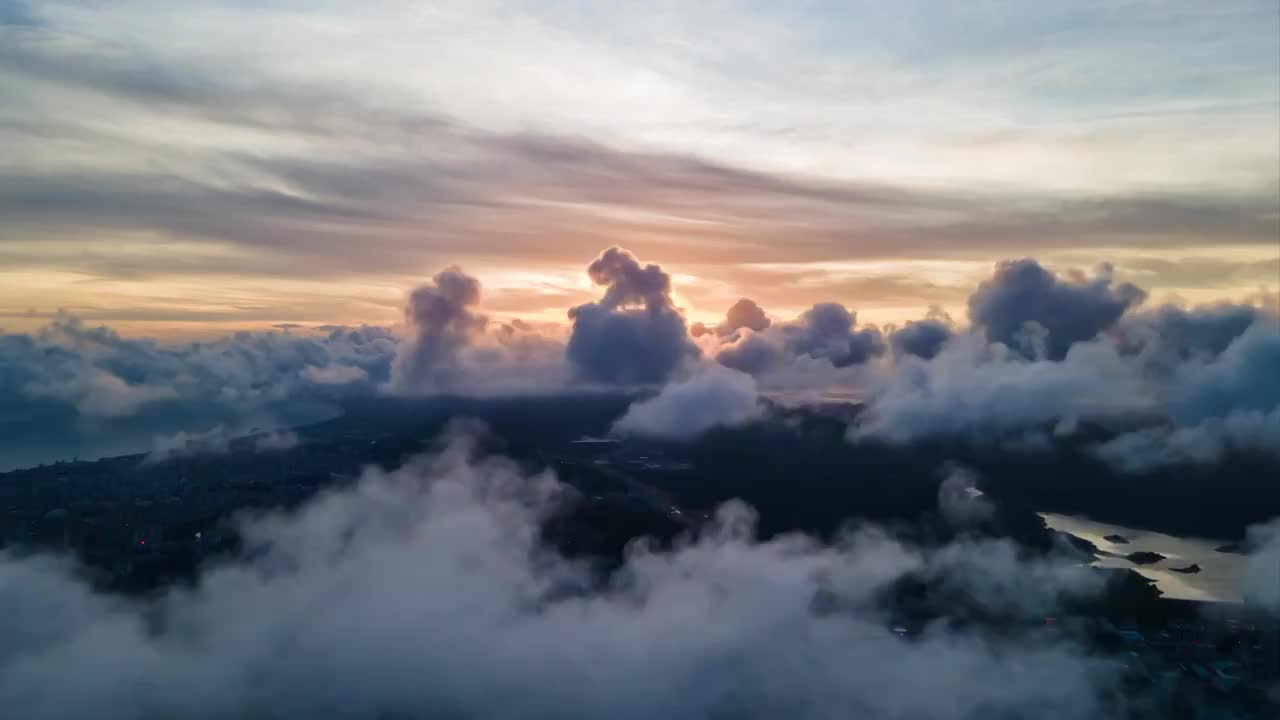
[968,259,1147,360]
[389,267,486,394]
[0,428,1125,719]
[566,247,699,385]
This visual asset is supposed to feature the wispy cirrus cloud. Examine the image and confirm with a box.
[0,1,1276,331]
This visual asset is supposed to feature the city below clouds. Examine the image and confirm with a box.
[3,4,1280,717]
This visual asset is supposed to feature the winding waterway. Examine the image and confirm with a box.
[1039,513,1246,603]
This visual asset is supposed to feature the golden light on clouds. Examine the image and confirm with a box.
[0,1,1276,337]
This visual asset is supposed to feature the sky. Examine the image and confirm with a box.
[1,0,1277,337]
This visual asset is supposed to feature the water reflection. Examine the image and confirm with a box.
[1039,513,1246,603]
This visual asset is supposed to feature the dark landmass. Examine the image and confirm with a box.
[1104,534,1130,544]
[2,394,1276,716]
[0,393,1186,599]
[1126,551,1166,566]
[1169,563,1202,574]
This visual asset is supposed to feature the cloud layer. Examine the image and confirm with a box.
[0,428,1127,719]
[1,251,1275,473]
[0,315,395,470]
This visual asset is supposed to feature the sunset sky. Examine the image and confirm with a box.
[2,1,1278,337]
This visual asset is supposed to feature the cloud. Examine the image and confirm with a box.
[1117,301,1264,364]
[715,328,787,375]
[782,303,887,368]
[848,277,1280,473]
[888,315,955,361]
[22,365,178,417]
[567,247,699,385]
[389,267,486,394]
[613,366,766,440]
[936,466,995,530]
[713,300,886,377]
[692,298,771,339]
[0,315,395,470]
[145,427,301,463]
[851,332,1154,446]
[968,259,1146,360]
[1244,518,1280,614]
[254,429,299,451]
[301,363,369,385]
[1095,322,1280,470]
[0,2,1276,342]
[145,425,232,464]
[0,428,1124,719]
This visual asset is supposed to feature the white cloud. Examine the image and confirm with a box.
[613,366,765,440]
[0,428,1122,719]
[302,364,368,385]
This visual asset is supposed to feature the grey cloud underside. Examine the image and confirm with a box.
[853,297,1280,469]
[713,300,888,374]
[783,303,887,368]
[888,318,955,360]
[968,259,1146,360]
[567,247,699,385]
[0,429,1126,720]
[2,31,1277,281]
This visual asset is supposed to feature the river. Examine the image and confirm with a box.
[1039,513,1246,603]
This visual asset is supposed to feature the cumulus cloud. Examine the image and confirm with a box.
[852,332,1154,445]
[0,429,1124,719]
[715,328,787,375]
[0,316,395,470]
[783,303,886,367]
[968,259,1146,360]
[936,466,995,530]
[567,247,699,385]
[850,275,1280,469]
[1095,323,1280,470]
[713,300,886,378]
[301,363,369,385]
[1243,518,1280,614]
[888,314,955,361]
[692,298,772,339]
[613,366,766,440]
[389,267,487,393]
[1119,301,1263,362]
